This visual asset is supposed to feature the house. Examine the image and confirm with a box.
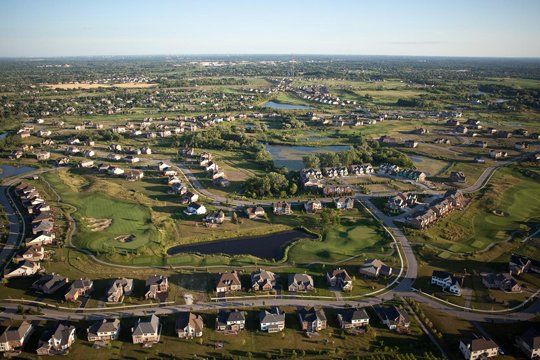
[145,275,169,300]
[125,169,144,181]
[497,131,512,138]
[288,273,314,292]
[337,308,370,329]
[359,259,393,278]
[404,140,418,148]
[455,125,468,134]
[304,199,323,213]
[481,273,521,292]
[216,271,242,294]
[245,206,265,219]
[431,270,463,295]
[203,210,225,224]
[180,191,199,204]
[35,151,51,161]
[459,336,499,360]
[298,307,327,332]
[184,203,207,216]
[64,278,93,302]
[273,201,292,215]
[215,310,245,333]
[386,193,417,211]
[32,220,54,235]
[516,328,540,359]
[515,142,529,151]
[3,260,40,279]
[474,140,488,148]
[251,269,276,292]
[326,268,353,291]
[132,315,161,345]
[124,155,140,163]
[36,323,76,356]
[489,149,508,159]
[374,305,410,330]
[175,312,204,339]
[79,160,94,168]
[107,166,125,176]
[14,245,44,263]
[26,231,55,247]
[450,171,466,183]
[334,197,354,210]
[31,273,68,294]
[509,254,540,276]
[259,307,286,333]
[106,278,133,303]
[87,319,121,343]
[0,321,33,353]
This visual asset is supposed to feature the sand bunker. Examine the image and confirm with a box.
[115,234,135,243]
[84,217,112,232]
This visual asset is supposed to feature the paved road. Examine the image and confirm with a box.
[0,151,539,324]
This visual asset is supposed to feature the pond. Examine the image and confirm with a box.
[265,144,350,171]
[0,165,35,179]
[262,101,312,110]
[167,229,315,260]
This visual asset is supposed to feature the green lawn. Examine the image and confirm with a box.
[407,166,540,258]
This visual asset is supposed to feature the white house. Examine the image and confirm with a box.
[431,270,462,296]
[184,203,207,216]
[459,337,499,360]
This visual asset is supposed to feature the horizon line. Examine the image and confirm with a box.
[1,53,540,61]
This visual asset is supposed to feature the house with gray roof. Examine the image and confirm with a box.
[288,273,314,292]
[298,307,327,332]
[459,336,499,360]
[106,278,133,303]
[215,310,245,333]
[251,269,276,292]
[359,259,392,278]
[32,273,68,294]
[259,307,285,333]
[36,323,76,356]
[144,275,168,300]
[337,308,370,329]
[0,321,33,353]
[175,312,204,339]
[64,278,93,302]
[131,315,160,345]
[87,319,120,343]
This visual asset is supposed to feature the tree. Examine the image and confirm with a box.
[303,154,320,169]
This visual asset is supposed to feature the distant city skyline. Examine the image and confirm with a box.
[1,0,540,58]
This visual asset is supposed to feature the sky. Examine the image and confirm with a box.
[1,0,539,58]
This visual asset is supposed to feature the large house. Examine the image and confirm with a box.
[0,321,33,353]
[3,260,40,279]
[481,273,521,292]
[288,273,314,292]
[87,319,121,343]
[132,315,161,345]
[32,273,68,294]
[298,307,327,332]
[259,307,286,333]
[326,268,353,291]
[215,310,245,333]
[431,271,463,296]
[359,259,392,278]
[386,193,417,212]
[273,201,292,215]
[184,203,207,216]
[516,328,540,359]
[459,336,499,360]
[216,271,242,294]
[337,308,370,329]
[405,190,466,229]
[36,323,76,356]
[374,305,410,331]
[145,275,169,300]
[175,312,204,339]
[250,269,276,292]
[334,197,355,210]
[106,278,133,303]
[64,278,93,302]
[304,199,323,213]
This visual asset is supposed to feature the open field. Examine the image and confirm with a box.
[43,82,158,89]
[407,166,540,257]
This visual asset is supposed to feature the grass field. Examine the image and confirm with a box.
[44,82,158,89]
[407,166,540,258]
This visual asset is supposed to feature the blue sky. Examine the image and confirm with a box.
[1,0,539,57]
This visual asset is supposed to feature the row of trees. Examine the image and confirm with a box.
[243,172,298,198]
[302,141,413,169]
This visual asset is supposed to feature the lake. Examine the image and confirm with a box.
[262,101,312,110]
[0,165,35,179]
[265,144,350,171]
[167,229,315,260]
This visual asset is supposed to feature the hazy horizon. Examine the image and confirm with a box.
[1,0,540,58]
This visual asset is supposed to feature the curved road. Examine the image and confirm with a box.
[0,151,538,323]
